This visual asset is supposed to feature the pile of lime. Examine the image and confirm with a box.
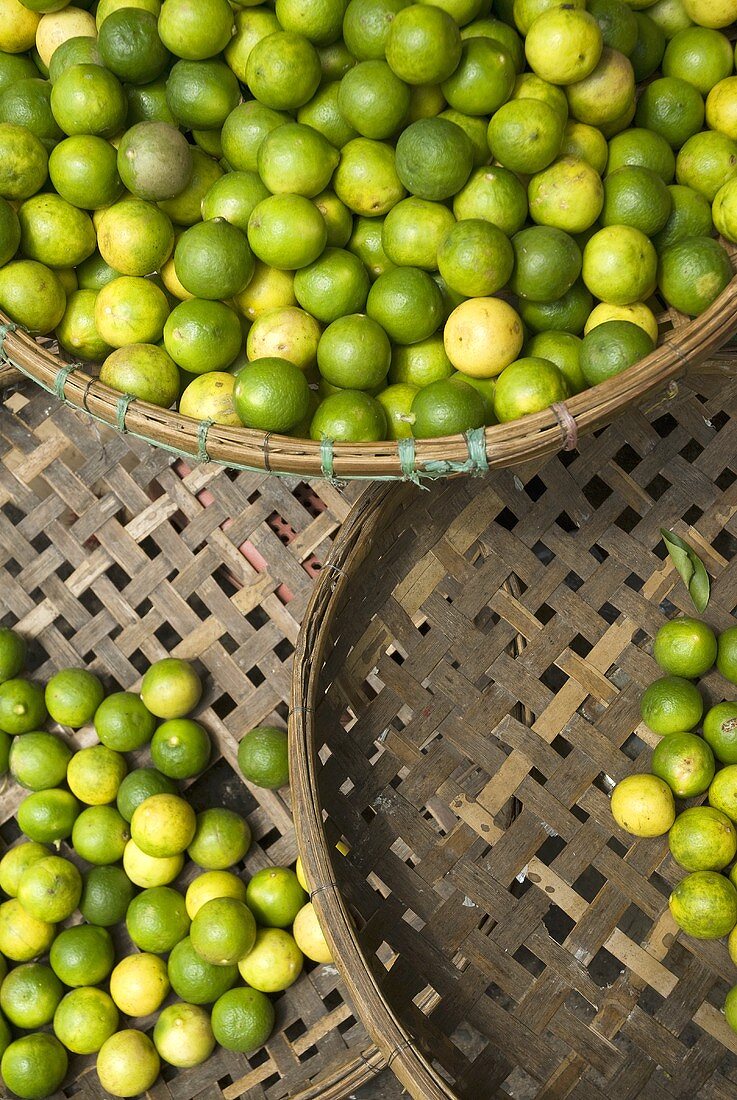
[610,615,737,1035]
[0,626,332,1100]
[0,0,735,443]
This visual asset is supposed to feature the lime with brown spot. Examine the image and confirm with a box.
[669,870,737,938]
[180,372,242,426]
[246,307,321,372]
[703,702,737,764]
[488,98,563,176]
[651,732,715,797]
[658,236,733,316]
[566,47,635,129]
[528,156,605,234]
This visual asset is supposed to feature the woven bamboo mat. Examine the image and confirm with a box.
[0,382,386,1100]
[293,366,737,1100]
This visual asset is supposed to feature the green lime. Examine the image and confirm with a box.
[153,1002,215,1068]
[653,184,713,252]
[580,319,654,386]
[449,374,496,425]
[377,382,419,438]
[511,70,568,124]
[0,629,24,684]
[164,299,242,374]
[18,193,96,269]
[233,357,311,432]
[17,855,81,922]
[313,189,354,248]
[442,35,515,115]
[452,166,527,237]
[658,236,732,317]
[96,1030,160,1099]
[50,924,115,987]
[56,289,112,363]
[509,226,582,303]
[96,198,174,277]
[190,896,257,966]
[310,389,387,442]
[140,657,202,719]
[524,332,586,395]
[635,75,705,150]
[713,178,737,243]
[582,225,658,306]
[168,936,238,1003]
[316,314,390,390]
[248,193,329,269]
[630,12,666,82]
[71,805,129,864]
[493,357,569,423]
[0,899,55,962]
[220,100,289,174]
[94,275,169,348]
[709,764,737,822]
[0,679,46,735]
[125,77,177,126]
[0,962,63,1029]
[560,121,609,176]
[166,58,240,131]
[116,766,177,822]
[488,98,564,175]
[186,870,247,920]
[703,702,737,764]
[45,667,103,728]
[294,248,371,324]
[131,793,196,857]
[47,34,102,82]
[601,165,673,236]
[653,616,717,677]
[211,986,275,1052]
[0,842,48,898]
[395,117,473,201]
[663,26,732,95]
[94,691,156,752]
[157,0,233,58]
[669,806,737,872]
[389,334,453,387]
[438,107,491,167]
[669,870,737,939]
[150,718,210,779]
[0,259,65,336]
[410,378,485,438]
[175,219,254,300]
[462,16,524,69]
[67,744,127,805]
[275,0,347,44]
[724,985,737,1034]
[237,726,289,789]
[17,788,80,843]
[338,59,410,140]
[0,77,62,150]
[348,214,396,279]
[640,674,703,735]
[245,30,321,110]
[161,147,224,227]
[98,8,169,83]
[53,987,119,1055]
[237,926,303,992]
[245,867,308,928]
[117,120,192,203]
[610,773,675,836]
[1,1034,67,1100]
[334,136,406,217]
[342,0,409,60]
[100,344,180,408]
[651,732,715,797]
[123,839,183,889]
[126,885,190,953]
[676,130,737,201]
[0,53,39,92]
[187,807,252,870]
[297,81,358,150]
[366,265,444,344]
[437,219,514,299]
[0,729,8,774]
[9,731,71,791]
[50,63,127,138]
[202,170,269,232]
[0,123,47,202]
[79,864,135,926]
[385,4,461,84]
[587,0,638,55]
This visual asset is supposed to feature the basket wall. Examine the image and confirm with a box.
[0,382,382,1100]
[292,371,737,1099]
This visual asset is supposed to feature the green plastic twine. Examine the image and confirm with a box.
[397,436,424,488]
[115,393,135,433]
[424,427,489,478]
[320,436,336,482]
[196,418,214,464]
[0,322,17,357]
[53,362,76,400]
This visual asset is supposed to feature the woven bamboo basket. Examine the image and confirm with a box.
[0,380,386,1100]
[291,368,737,1098]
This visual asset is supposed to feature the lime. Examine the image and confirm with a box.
[314,190,354,249]
[98,9,168,84]
[376,382,419,437]
[117,766,177,821]
[190,895,256,965]
[703,702,737,764]
[17,855,81,921]
[71,805,129,864]
[442,35,515,115]
[110,953,170,1017]
[163,299,242,375]
[725,985,737,1034]
[150,718,210,779]
[0,899,55,962]
[66,744,127,805]
[681,0,735,30]
[438,108,490,166]
[588,0,638,54]
[487,98,563,175]
[631,12,666,81]
[233,260,297,322]
[395,117,473,200]
[100,343,180,408]
[509,226,582,303]
[220,100,288,174]
[410,378,484,437]
[676,130,737,201]
[669,870,737,938]
[157,0,232,58]
[653,616,717,677]
[174,219,254,300]
[348,215,395,281]
[708,764,737,822]
[250,193,330,271]
[166,58,240,132]
[246,307,321,371]
[524,331,586,395]
[50,924,115,987]
[57,289,113,362]
[0,0,41,53]
[168,935,238,1003]
[186,870,247,920]
[525,8,602,85]
[389,334,453,387]
[0,77,62,150]
[511,70,568,124]
[245,30,321,110]
[93,691,155,752]
[245,866,308,928]
[663,27,732,95]
[669,806,737,872]
[9,731,71,791]
[385,4,461,84]
[493,357,568,423]
[96,198,174,277]
[123,838,183,888]
[54,987,118,1055]
[97,1030,160,1098]
[140,657,202,719]
[0,678,46,735]
[126,885,190,953]
[651,731,715,797]
[297,81,358,150]
[293,249,371,325]
[654,184,712,251]
[707,76,737,142]
[0,54,38,92]
[17,788,80,843]
[583,226,658,306]
[237,726,289,789]
[187,807,252,870]
[658,237,732,316]
[95,277,170,347]
[315,313,390,390]
[131,793,196,858]
[640,674,703,735]
[334,137,406,217]
[153,1002,215,1069]
[338,60,410,140]
[232,356,311,432]
[238,927,303,993]
[580,319,654,386]
[0,628,24,684]
[79,864,135,925]
[566,47,636,128]
[47,34,102,82]
[36,8,97,67]
[293,901,333,963]
[211,986,275,1052]
[560,121,609,176]
[125,77,177,127]
[601,165,672,236]
[1,1035,67,1100]
[452,165,527,237]
[0,842,49,898]
[444,296,524,377]
[636,75,705,150]
[610,773,675,836]
[117,121,191,203]
[202,171,269,234]
[527,156,605,234]
[366,266,444,344]
[50,63,126,138]
[0,261,66,334]
[342,0,409,60]
[310,390,388,442]
[437,219,513,298]
[18,193,96,269]
[0,962,63,1028]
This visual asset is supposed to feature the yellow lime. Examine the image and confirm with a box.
[708,764,737,822]
[123,837,183,887]
[293,901,333,963]
[56,289,112,362]
[97,1030,160,1098]
[246,306,321,371]
[567,46,635,128]
[179,372,241,425]
[582,225,658,305]
[154,1002,215,1068]
[0,842,48,897]
[681,0,737,28]
[233,260,296,321]
[610,773,675,836]
[444,296,524,378]
[140,656,202,718]
[524,331,586,394]
[585,301,659,343]
[0,0,41,53]
[17,194,94,270]
[66,744,127,805]
[0,899,55,962]
[109,954,169,1016]
[238,927,303,992]
[97,197,174,276]
[186,870,247,920]
[131,792,196,857]
[669,806,737,872]
[525,7,603,84]
[17,855,81,922]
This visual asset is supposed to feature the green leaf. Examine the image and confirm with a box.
[660,528,710,613]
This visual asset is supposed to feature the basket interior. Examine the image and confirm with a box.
[306,372,737,1098]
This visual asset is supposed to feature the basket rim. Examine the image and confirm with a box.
[3,269,737,481]
[290,480,459,1100]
